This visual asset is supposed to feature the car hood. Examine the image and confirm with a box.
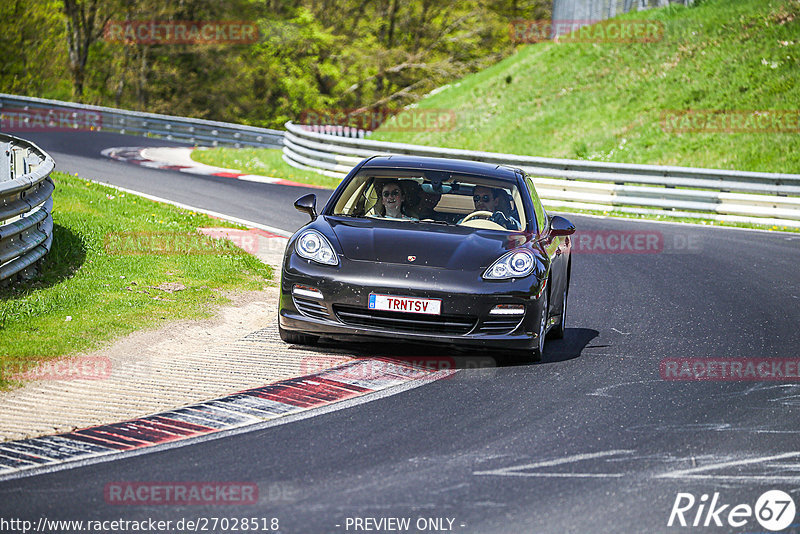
[326,217,533,270]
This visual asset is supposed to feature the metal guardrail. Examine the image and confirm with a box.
[1,93,797,230]
[0,133,55,282]
[283,122,800,228]
[0,93,284,149]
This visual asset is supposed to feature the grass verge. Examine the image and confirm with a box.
[191,147,342,189]
[0,172,271,390]
[370,0,800,174]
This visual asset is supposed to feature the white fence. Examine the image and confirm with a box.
[551,0,693,38]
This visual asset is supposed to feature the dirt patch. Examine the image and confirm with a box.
[0,233,354,441]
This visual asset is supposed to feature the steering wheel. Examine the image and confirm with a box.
[460,210,494,223]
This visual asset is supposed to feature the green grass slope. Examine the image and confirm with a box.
[371,0,800,173]
[0,173,270,389]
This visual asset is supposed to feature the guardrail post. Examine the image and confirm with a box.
[11,148,25,180]
[0,143,10,183]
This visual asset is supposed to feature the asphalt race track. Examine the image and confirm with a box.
[16,131,326,232]
[2,130,800,533]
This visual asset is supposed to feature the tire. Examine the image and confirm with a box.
[529,289,549,361]
[279,323,319,346]
[548,282,567,340]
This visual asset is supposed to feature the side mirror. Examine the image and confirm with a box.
[549,215,575,237]
[294,194,317,221]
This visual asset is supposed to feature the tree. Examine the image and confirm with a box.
[5,0,551,127]
[61,0,117,98]
[0,0,67,97]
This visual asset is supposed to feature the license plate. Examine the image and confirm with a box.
[368,293,441,315]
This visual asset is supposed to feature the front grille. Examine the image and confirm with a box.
[475,316,524,335]
[333,305,476,335]
[293,295,330,320]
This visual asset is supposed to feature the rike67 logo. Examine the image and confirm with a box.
[668,490,796,531]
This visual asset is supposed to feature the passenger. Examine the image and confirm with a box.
[377,180,417,220]
[470,185,521,230]
[418,190,442,220]
[407,185,443,221]
[402,180,425,219]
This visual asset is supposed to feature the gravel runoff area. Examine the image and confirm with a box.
[0,232,355,442]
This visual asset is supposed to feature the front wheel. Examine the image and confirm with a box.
[519,289,549,362]
[279,323,319,346]
[548,283,567,340]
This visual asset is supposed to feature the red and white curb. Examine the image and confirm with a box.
[101,146,328,189]
[0,359,452,480]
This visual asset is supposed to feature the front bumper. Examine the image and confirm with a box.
[279,253,546,351]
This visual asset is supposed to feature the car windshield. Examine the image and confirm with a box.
[330,170,527,232]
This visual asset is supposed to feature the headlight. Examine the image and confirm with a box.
[295,230,338,266]
[483,250,535,280]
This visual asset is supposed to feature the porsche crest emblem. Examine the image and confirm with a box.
[407,255,416,262]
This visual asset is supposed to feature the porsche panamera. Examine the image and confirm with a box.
[278,155,575,360]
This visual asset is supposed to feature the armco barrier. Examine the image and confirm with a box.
[0,93,284,149]
[283,121,800,228]
[0,133,55,281]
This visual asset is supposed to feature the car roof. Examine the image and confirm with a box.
[361,155,522,183]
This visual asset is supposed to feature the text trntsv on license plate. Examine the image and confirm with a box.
[368,293,442,315]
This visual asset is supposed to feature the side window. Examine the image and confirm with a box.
[524,175,548,234]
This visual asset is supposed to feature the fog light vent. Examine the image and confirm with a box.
[293,285,323,299]
[489,304,525,315]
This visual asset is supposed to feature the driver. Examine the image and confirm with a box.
[469,186,521,230]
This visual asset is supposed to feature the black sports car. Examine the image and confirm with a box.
[278,155,575,360]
